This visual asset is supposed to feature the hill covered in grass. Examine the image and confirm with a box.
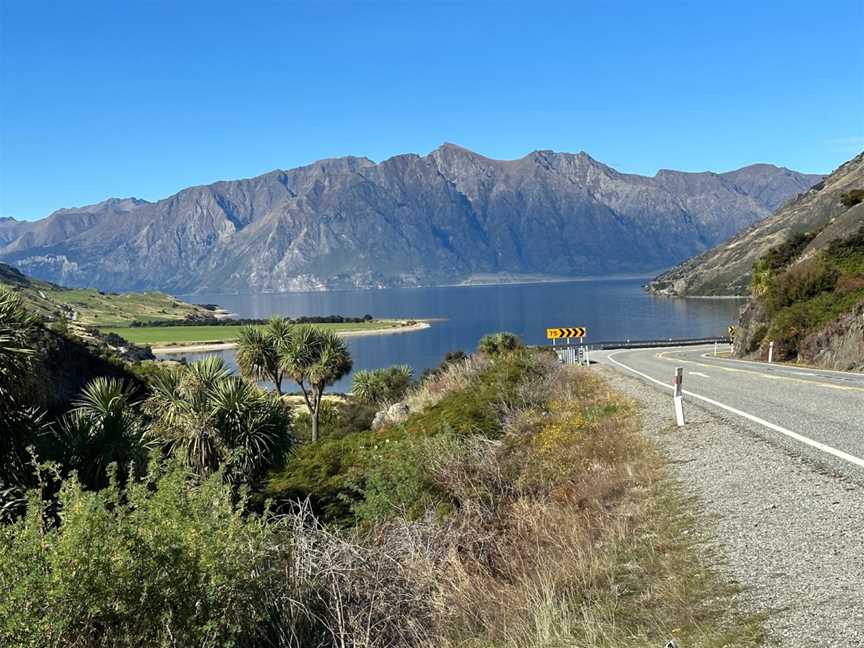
[0,261,217,326]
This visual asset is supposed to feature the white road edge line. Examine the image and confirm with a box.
[607,349,864,471]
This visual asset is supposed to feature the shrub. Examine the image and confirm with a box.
[840,189,864,208]
[351,365,414,405]
[0,461,285,648]
[765,257,837,314]
[477,332,524,355]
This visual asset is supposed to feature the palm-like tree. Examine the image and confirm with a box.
[145,356,291,482]
[0,289,39,400]
[0,289,46,517]
[277,325,352,442]
[352,365,414,405]
[235,317,293,395]
[55,377,148,489]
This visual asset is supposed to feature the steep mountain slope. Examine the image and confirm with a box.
[1,144,821,293]
[649,153,863,296]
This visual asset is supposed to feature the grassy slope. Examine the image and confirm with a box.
[103,320,405,345]
[266,351,764,646]
[745,225,864,359]
[0,262,214,326]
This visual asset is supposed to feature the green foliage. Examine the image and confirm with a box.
[350,436,438,522]
[268,350,545,526]
[291,399,376,441]
[0,289,39,401]
[0,290,46,516]
[840,188,864,208]
[825,225,864,275]
[235,318,293,394]
[0,460,288,648]
[145,357,292,484]
[765,257,838,315]
[351,364,414,405]
[477,331,524,355]
[767,287,864,354]
[751,231,817,297]
[265,428,379,524]
[54,378,149,490]
[753,225,864,358]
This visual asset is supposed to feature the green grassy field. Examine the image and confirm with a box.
[102,320,405,346]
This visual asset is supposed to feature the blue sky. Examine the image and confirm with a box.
[1,1,862,221]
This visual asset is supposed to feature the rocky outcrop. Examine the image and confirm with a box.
[1,144,820,293]
[800,303,864,371]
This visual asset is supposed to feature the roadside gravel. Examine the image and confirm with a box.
[594,365,864,647]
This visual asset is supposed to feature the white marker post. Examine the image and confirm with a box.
[768,341,774,364]
[714,341,718,356]
[673,367,685,427]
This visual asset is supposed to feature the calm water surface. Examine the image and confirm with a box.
[164,278,742,392]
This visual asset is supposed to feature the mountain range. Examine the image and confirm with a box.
[0,144,822,293]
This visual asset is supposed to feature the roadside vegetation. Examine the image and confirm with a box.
[1,290,762,647]
[745,224,864,361]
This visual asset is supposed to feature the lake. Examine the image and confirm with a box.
[162,277,743,392]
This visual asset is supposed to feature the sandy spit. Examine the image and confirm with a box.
[151,321,431,355]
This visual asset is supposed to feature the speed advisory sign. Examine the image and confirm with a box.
[546,327,587,339]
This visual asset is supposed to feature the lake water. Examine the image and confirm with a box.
[162,277,742,392]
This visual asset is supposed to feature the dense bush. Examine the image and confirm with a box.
[765,257,838,314]
[751,231,817,297]
[0,460,292,648]
[751,225,864,359]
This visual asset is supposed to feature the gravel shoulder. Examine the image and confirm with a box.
[595,365,864,647]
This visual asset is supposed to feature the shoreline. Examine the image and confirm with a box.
[152,321,431,355]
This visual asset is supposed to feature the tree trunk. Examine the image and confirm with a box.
[270,369,283,396]
[310,408,319,443]
[310,385,323,443]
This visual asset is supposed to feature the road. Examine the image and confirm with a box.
[593,345,864,474]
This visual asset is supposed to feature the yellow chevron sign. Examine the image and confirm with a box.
[546,327,587,339]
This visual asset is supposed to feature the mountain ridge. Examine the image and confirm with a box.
[0,144,823,293]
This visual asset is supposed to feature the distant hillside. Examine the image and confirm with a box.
[0,144,821,293]
[649,153,863,296]
[0,261,216,326]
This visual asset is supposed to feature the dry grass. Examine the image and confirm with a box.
[399,353,491,418]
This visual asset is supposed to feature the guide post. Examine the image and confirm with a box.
[673,367,685,427]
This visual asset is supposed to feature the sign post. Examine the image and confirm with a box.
[673,367,685,427]
[546,327,587,366]
[728,325,736,354]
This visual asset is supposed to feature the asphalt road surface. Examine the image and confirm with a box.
[594,345,864,476]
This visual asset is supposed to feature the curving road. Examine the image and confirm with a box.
[594,345,864,475]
